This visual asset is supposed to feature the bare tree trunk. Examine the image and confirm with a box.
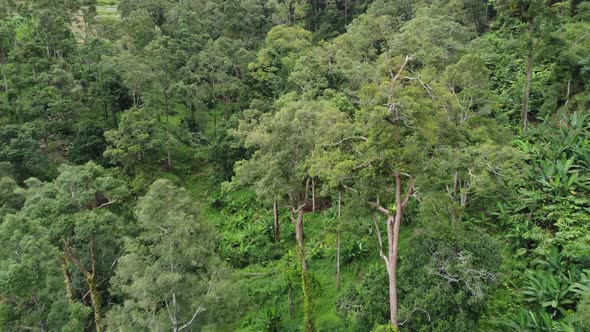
[522,20,534,132]
[370,173,413,328]
[336,190,341,291]
[294,208,307,272]
[564,76,571,107]
[312,178,316,212]
[273,200,280,242]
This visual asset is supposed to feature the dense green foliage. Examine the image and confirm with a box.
[0,0,589,331]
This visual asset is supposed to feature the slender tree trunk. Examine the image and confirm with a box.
[164,90,172,170]
[564,76,571,107]
[88,276,102,332]
[522,20,534,132]
[453,171,459,201]
[312,179,316,212]
[111,108,117,128]
[295,209,307,272]
[288,0,293,25]
[273,200,280,242]
[293,207,315,331]
[1,60,8,92]
[172,293,179,332]
[32,293,47,332]
[336,190,341,291]
[103,103,109,128]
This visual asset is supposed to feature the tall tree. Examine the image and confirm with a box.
[232,95,348,331]
[107,179,228,331]
[10,162,128,332]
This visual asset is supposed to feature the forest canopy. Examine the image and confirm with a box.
[0,0,589,331]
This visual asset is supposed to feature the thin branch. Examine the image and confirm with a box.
[401,176,414,209]
[290,202,306,216]
[96,200,117,209]
[406,71,451,116]
[342,184,358,193]
[177,283,213,331]
[398,308,431,326]
[354,157,379,170]
[62,239,90,277]
[368,200,390,216]
[165,299,177,325]
[390,55,412,84]
[372,214,389,266]
[178,307,206,332]
[323,136,368,147]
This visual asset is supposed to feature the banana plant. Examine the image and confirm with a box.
[523,271,577,317]
[538,156,580,193]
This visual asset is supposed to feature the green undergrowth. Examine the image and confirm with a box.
[183,164,416,330]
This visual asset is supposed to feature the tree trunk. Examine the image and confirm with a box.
[111,108,117,128]
[294,209,307,272]
[336,190,341,291]
[171,293,179,332]
[387,212,399,327]
[273,200,280,242]
[164,90,172,170]
[60,254,75,303]
[88,236,102,332]
[32,293,47,332]
[1,61,8,92]
[103,103,109,128]
[370,173,413,328]
[386,173,411,327]
[522,20,534,132]
[63,237,102,332]
[453,171,459,201]
[344,0,349,25]
[88,275,102,332]
[312,179,316,212]
[293,207,314,331]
